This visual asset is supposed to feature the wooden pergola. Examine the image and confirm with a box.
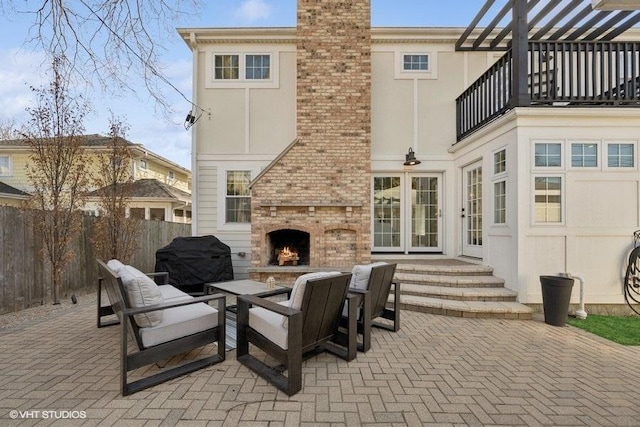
[455,0,640,141]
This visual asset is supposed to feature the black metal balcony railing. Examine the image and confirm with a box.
[456,41,640,142]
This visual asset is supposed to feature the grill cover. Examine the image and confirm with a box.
[155,235,234,295]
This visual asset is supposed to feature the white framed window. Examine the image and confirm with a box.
[167,171,175,180]
[534,142,562,168]
[212,53,273,83]
[226,170,251,223]
[0,155,11,176]
[246,54,271,80]
[534,176,563,223]
[493,181,506,224]
[393,50,437,80]
[570,142,598,168]
[140,159,147,170]
[403,54,429,71]
[214,54,240,80]
[494,149,506,175]
[607,142,635,168]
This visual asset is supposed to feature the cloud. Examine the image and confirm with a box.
[0,49,47,117]
[234,0,272,23]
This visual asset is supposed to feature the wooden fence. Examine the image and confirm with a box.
[0,206,191,315]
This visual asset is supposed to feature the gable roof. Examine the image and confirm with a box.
[0,181,29,198]
[88,178,190,202]
[0,134,191,175]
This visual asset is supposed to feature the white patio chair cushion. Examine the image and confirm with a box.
[350,262,387,291]
[249,301,290,350]
[119,265,165,328]
[343,262,387,317]
[106,259,125,273]
[283,271,341,327]
[159,285,192,302]
[139,302,219,348]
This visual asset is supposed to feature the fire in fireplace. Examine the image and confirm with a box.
[267,229,310,266]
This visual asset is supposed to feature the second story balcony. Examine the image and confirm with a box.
[455,0,640,142]
[456,41,640,141]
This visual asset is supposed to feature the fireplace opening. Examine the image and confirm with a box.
[267,229,310,266]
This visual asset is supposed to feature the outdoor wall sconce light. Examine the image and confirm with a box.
[404,147,421,166]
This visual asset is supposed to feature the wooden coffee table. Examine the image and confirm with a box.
[205,279,290,312]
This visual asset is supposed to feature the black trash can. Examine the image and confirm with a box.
[540,275,574,326]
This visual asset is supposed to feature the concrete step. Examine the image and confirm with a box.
[395,262,494,276]
[395,273,505,288]
[387,259,531,320]
[400,283,518,302]
[393,294,533,320]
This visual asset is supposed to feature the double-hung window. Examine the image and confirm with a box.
[226,171,251,223]
[493,149,507,224]
[533,142,563,224]
[0,155,10,176]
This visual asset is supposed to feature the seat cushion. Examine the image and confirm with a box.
[249,306,289,350]
[139,302,219,348]
[284,271,341,327]
[119,265,165,327]
[350,262,387,291]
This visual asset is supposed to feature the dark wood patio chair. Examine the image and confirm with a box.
[342,262,400,352]
[236,273,357,396]
[97,259,226,396]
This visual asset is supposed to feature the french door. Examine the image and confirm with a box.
[372,174,442,253]
[462,162,483,258]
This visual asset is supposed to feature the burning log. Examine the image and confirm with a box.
[278,246,299,266]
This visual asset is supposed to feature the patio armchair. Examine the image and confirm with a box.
[342,262,399,352]
[236,272,357,396]
[97,259,226,396]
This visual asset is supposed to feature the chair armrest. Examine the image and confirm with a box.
[237,294,299,317]
[123,293,226,316]
[145,272,169,285]
[347,288,369,295]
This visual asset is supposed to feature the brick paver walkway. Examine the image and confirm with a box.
[1,295,639,426]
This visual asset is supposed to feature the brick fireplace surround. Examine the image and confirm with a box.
[249,0,372,283]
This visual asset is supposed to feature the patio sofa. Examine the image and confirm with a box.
[97,259,226,395]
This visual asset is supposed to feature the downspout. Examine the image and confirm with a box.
[189,31,199,236]
[560,272,587,319]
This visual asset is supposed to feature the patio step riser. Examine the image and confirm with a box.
[395,274,505,289]
[392,260,533,319]
[397,302,533,320]
[401,290,517,302]
[395,265,494,277]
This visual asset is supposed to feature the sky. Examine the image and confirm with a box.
[0,0,490,169]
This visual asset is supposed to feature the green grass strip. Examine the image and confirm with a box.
[567,314,640,346]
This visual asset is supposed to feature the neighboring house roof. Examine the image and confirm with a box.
[0,134,190,176]
[88,179,191,202]
[0,181,29,198]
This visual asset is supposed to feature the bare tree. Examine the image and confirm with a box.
[22,58,91,305]
[2,0,200,112]
[91,117,139,262]
[0,117,18,140]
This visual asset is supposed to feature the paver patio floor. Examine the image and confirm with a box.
[1,293,639,426]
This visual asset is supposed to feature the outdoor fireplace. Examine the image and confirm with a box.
[267,229,310,266]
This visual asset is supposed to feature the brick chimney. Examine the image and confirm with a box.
[250,0,372,275]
